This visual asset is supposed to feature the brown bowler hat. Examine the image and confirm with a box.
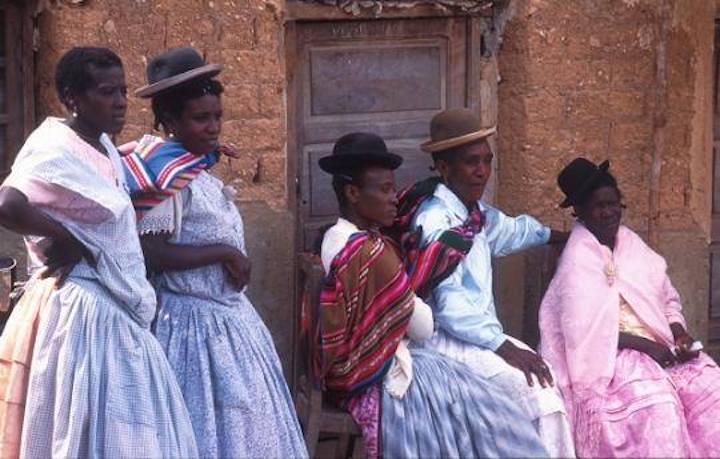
[135,47,223,98]
[420,108,496,153]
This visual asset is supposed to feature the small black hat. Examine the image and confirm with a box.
[319,132,403,175]
[558,157,611,208]
[135,47,223,98]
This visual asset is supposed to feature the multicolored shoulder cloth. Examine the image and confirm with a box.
[118,134,220,219]
[384,176,484,300]
[316,232,414,395]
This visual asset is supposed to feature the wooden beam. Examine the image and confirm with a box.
[20,0,35,137]
[285,1,492,22]
[4,1,23,172]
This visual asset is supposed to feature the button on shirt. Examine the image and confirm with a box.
[411,183,551,351]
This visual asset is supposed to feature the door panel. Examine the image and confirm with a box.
[309,45,443,116]
[295,17,469,251]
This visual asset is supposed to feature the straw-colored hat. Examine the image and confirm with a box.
[135,47,222,98]
[420,108,496,153]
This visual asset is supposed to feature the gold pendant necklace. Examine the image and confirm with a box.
[604,260,616,286]
[601,243,617,286]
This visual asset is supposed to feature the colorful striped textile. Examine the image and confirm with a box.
[118,135,219,219]
[317,232,414,394]
[385,176,483,300]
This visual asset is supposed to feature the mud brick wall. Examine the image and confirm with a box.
[30,0,296,374]
[497,0,715,340]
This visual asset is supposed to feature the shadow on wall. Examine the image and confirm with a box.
[238,200,296,379]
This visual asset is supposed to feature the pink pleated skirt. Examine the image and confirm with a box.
[0,277,54,459]
[575,348,720,458]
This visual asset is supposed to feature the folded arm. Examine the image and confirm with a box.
[618,332,679,368]
[140,234,251,290]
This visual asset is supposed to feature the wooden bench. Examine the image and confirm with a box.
[294,253,362,459]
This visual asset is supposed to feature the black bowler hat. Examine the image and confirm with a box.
[558,157,611,208]
[318,133,403,175]
[135,47,223,98]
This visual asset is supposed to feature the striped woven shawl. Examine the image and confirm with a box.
[386,176,483,300]
[317,232,414,394]
[118,135,219,219]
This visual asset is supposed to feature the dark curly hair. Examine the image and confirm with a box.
[150,78,224,132]
[54,47,123,109]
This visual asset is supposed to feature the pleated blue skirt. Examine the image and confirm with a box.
[154,291,308,459]
[382,348,548,458]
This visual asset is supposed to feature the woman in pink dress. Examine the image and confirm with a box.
[539,157,720,458]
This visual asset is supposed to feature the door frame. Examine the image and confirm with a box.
[1,0,36,178]
[285,8,497,388]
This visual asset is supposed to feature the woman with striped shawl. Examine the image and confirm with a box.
[316,132,549,458]
[119,48,306,458]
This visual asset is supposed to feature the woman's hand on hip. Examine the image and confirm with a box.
[38,234,93,289]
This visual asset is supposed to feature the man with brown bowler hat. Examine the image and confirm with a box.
[407,109,575,457]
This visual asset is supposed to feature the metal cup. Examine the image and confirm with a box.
[0,257,17,312]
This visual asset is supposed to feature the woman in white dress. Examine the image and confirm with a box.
[0,47,197,458]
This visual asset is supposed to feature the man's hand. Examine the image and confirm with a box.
[496,340,554,388]
[223,247,251,291]
[37,235,92,289]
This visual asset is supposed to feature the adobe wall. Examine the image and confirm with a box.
[29,0,296,372]
[497,0,715,340]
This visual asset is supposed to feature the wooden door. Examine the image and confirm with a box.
[291,17,475,251]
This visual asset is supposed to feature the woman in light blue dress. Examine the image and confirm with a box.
[121,47,307,458]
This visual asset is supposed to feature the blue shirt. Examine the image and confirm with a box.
[412,183,551,351]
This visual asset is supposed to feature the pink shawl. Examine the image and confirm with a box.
[539,223,685,406]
